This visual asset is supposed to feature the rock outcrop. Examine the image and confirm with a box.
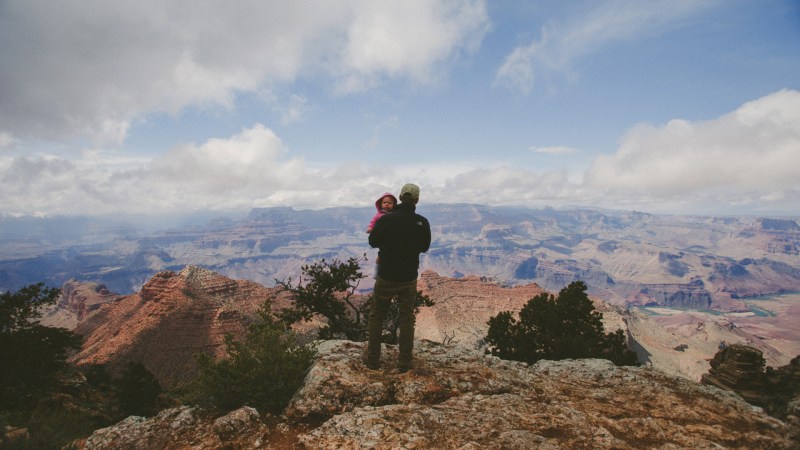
[702,344,767,400]
[635,290,800,381]
[40,280,121,330]
[630,279,713,309]
[415,270,628,348]
[709,258,800,298]
[71,266,285,386]
[82,406,282,450]
[82,340,798,449]
[68,268,556,387]
[60,280,120,320]
[414,271,546,346]
[290,341,795,448]
[747,218,800,255]
[702,344,800,421]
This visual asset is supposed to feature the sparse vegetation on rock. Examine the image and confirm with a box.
[1,284,83,411]
[181,302,316,414]
[115,362,162,418]
[83,340,798,449]
[484,281,640,366]
[276,256,370,341]
[0,283,87,448]
[7,268,796,449]
[277,256,433,342]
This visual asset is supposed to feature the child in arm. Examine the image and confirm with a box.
[367,192,397,266]
[367,192,397,233]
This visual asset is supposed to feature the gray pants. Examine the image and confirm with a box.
[366,276,417,371]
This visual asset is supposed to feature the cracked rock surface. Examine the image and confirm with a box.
[288,340,796,449]
[83,339,797,449]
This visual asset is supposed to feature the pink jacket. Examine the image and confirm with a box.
[367,192,398,232]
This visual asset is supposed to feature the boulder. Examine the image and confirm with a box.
[701,344,766,404]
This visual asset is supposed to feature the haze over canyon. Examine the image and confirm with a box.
[4,204,797,380]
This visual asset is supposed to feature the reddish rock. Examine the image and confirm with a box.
[415,271,626,346]
[702,344,767,396]
[415,271,547,346]
[60,280,120,321]
[69,267,634,388]
[39,280,121,330]
[82,340,797,449]
[291,341,796,449]
[71,265,285,386]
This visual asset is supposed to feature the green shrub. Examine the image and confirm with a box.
[21,401,96,450]
[278,256,433,342]
[485,281,639,366]
[114,362,161,417]
[182,302,316,414]
[0,397,98,450]
[277,256,370,341]
[82,363,113,388]
[0,283,82,413]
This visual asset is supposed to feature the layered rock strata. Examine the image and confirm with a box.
[415,270,628,348]
[702,344,800,421]
[702,344,767,397]
[71,266,282,386]
[40,280,121,329]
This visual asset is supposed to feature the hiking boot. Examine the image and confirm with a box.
[364,359,380,370]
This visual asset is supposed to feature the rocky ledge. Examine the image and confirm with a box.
[83,340,797,449]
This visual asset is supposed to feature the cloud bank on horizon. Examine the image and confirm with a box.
[1,0,798,218]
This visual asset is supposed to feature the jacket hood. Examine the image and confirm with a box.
[375,192,398,211]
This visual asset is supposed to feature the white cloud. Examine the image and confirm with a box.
[397,90,800,215]
[0,155,111,215]
[0,124,396,215]
[437,166,582,206]
[0,125,292,214]
[152,124,297,191]
[335,0,489,93]
[1,91,798,217]
[584,89,800,212]
[494,0,719,93]
[0,0,490,145]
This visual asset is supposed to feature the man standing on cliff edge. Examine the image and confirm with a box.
[366,183,431,373]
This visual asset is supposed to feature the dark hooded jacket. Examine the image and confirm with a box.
[369,201,431,282]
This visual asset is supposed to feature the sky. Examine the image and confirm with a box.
[1,0,799,219]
